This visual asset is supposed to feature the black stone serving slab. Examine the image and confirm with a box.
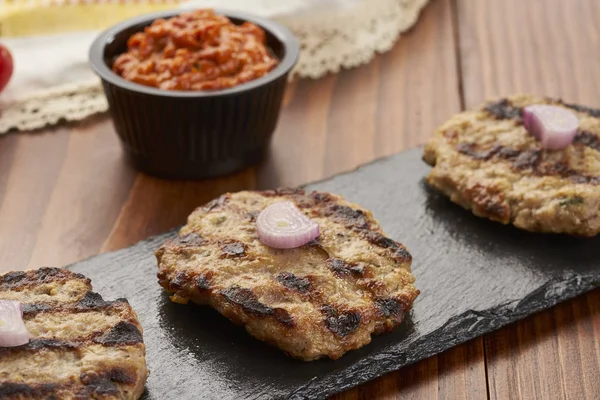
[67,147,600,400]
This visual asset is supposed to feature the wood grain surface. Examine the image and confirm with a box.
[0,0,598,398]
[457,1,600,399]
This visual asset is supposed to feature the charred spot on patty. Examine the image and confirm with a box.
[321,305,361,337]
[325,204,370,229]
[81,368,136,396]
[16,338,80,352]
[196,272,212,291]
[484,98,522,120]
[375,298,405,319]
[276,187,306,196]
[456,143,501,161]
[220,240,246,257]
[0,268,86,290]
[220,286,295,326]
[0,383,58,398]
[466,184,510,222]
[573,131,600,152]
[310,191,336,202]
[513,150,542,170]
[276,272,311,293]
[95,322,143,346]
[560,101,600,118]
[170,270,190,290]
[262,187,305,197]
[76,291,111,310]
[21,303,52,316]
[0,271,27,288]
[364,232,412,262]
[175,232,205,246]
[327,258,365,277]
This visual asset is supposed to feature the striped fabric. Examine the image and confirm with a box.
[0,0,184,37]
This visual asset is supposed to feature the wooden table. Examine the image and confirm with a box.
[1,0,599,398]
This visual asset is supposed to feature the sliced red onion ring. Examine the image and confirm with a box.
[256,201,320,249]
[523,104,579,150]
[0,300,30,347]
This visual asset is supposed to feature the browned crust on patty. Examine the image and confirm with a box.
[423,94,600,236]
[155,189,419,361]
[0,268,148,400]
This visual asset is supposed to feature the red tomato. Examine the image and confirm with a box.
[0,44,14,93]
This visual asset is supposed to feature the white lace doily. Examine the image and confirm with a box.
[0,0,429,134]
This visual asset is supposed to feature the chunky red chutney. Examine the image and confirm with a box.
[112,9,279,91]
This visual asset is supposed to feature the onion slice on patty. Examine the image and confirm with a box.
[523,104,579,150]
[0,300,29,347]
[256,201,320,249]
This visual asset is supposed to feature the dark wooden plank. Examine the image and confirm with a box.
[0,128,70,271]
[457,0,600,399]
[259,0,462,188]
[331,0,487,399]
[26,117,136,268]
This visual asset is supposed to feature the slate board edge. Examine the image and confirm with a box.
[293,272,599,400]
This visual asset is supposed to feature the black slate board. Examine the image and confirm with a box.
[67,147,600,400]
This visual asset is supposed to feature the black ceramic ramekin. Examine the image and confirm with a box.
[89,9,299,180]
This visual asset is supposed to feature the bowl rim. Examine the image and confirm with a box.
[89,8,300,98]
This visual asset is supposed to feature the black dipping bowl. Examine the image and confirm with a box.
[89,9,299,180]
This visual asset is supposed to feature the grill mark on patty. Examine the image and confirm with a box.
[0,338,81,354]
[94,321,143,345]
[484,99,522,120]
[220,240,246,257]
[81,367,137,396]
[196,272,212,291]
[512,150,542,169]
[310,191,336,202]
[457,143,600,184]
[466,184,510,221]
[169,271,190,291]
[0,383,59,398]
[327,258,365,277]
[0,324,143,355]
[76,291,127,310]
[456,143,502,161]
[21,303,53,315]
[21,298,127,319]
[220,286,295,327]
[321,305,361,337]
[559,101,600,118]
[276,272,311,293]
[0,367,136,399]
[573,131,600,152]
[174,232,205,247]
[364,231,412,262]
[0,267,88,290]
[375,298,405,319]
[324,204,370,229]
[262,187,306,197]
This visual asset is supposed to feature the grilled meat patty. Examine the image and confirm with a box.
[156,188,419,361]
[0,268,148,399]
[423,94,600,236]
